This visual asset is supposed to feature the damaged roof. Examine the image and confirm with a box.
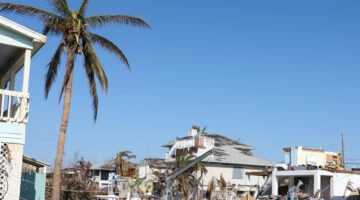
[91,159,116,171]
[164,132,273,167]
[203,133,273,167]
[91,159,136,171]
[139,158,168,168]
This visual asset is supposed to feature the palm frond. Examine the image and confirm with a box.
[45,42,66,98]
[78,0,89,17]
[43,16,66,35]
[82,35,109,120]
[0,3,56,19]
[219,174,226,191]
[120,151,133,155]
[48,0,71,17]
[207,177,216,192]
[88,33,129,68]
[83,62,99,121]
[86,14,150,28]
[82,34,108,92]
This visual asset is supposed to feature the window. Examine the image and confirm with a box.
[232,166,244,179]
[100,171,109,180]
[93,170,100,176]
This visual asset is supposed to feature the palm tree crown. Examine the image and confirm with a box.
[0,0,150,119]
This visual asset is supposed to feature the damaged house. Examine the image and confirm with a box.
[268,146,360,200]
[162,128,273,195]
[138,158,168,197]
[90,159,136,189]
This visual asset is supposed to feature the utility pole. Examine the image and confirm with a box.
[342,133,345,169]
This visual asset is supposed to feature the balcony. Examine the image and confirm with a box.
[0,89,29,123]
[0,16,45,125]
[166,136,214,160]
[0,16,46,146]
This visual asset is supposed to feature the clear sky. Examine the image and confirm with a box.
[2,0,360,168]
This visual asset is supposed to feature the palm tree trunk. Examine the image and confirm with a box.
[51,70,74,200]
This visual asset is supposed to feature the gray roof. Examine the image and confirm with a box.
[204,133,273,166]
[139,158,167,168]
[91,159,137,171]
[91,159,116,171]
[165,133,273,167]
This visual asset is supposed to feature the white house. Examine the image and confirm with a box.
[0,16,45,199]
[163,128,273,194]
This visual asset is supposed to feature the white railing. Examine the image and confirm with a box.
[166,137,215,160]
[0,89,29,123]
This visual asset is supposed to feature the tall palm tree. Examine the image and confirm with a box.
[0,1,150,199]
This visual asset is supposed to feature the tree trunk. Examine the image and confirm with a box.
[51,70,74,200]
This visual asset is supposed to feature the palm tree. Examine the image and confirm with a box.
[0,1,150,199]
[172,150,205,200]
[175,151,194,199]
[115,150,136,177]
[195,161,208,197]
[206,174,227,200]
[207,176,216,199]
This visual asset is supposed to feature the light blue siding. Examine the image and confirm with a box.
[0,26,33,49]
[0,122,26,144]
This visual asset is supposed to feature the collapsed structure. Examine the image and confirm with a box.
[259,146,360,200]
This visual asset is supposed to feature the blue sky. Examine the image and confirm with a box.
[2,1,360,168]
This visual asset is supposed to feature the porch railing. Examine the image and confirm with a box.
[166,137,215,160]
[0,89,29,123]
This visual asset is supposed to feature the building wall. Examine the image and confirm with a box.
[201,163,268,190]
[332,173,360,199]
[4,143,24,199]
[290,146,326,166]
[0,123,26,199]
[296,147,325,166]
